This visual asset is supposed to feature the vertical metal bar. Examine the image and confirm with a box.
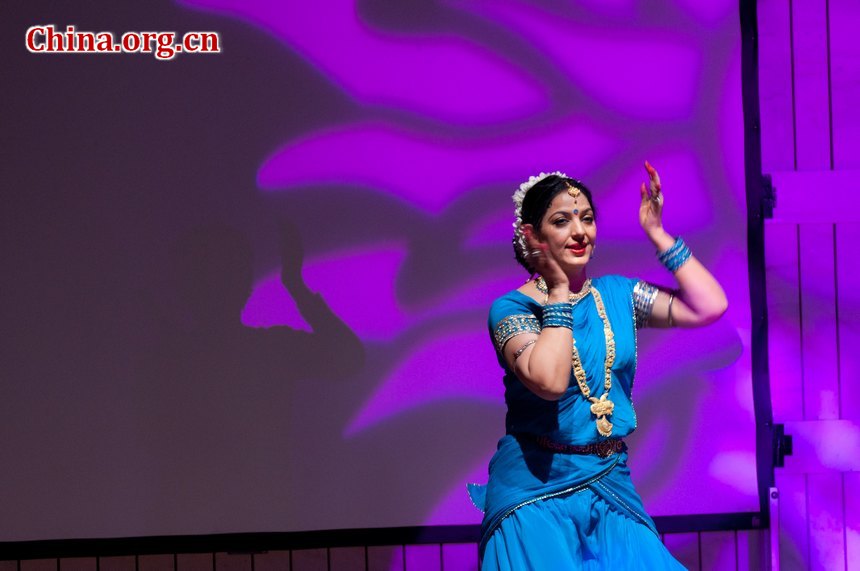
[741,0,779,529]
[769,487,780,571]
[697,532,703,571]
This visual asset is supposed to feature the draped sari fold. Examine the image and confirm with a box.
[473,275,683,569]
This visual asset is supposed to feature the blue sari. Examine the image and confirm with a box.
[470,275,685,570]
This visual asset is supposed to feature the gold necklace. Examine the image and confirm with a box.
[572,287,616,437]
[536,278,616,437]
[535,277,592,305]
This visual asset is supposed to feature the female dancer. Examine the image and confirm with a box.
[470,162,727,569]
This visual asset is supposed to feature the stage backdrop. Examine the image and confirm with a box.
[1,0,755,541]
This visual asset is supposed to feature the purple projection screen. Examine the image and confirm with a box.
[1,0,755,541]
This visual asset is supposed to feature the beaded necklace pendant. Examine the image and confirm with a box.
[536,277,616,437]
[573,287,616,437]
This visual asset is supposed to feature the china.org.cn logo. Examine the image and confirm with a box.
[26,24,221,60]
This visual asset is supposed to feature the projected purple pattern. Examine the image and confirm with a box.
[456,1,701,119]
[179,0,546,122]
[257,122,619,213]
[178,0,755,529]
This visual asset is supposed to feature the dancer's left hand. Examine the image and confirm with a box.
[639,160,664,239]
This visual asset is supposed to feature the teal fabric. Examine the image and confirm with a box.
[482,487,684,570]
[475,275,684,569]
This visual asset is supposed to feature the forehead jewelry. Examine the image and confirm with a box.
[567,184,582,214]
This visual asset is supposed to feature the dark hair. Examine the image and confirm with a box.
[513,174,597,273]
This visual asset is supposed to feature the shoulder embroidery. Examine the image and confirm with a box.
[493,313,540,353]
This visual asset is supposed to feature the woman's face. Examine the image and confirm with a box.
[536,189,596,270]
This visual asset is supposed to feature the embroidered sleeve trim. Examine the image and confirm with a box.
[493,313,541,353]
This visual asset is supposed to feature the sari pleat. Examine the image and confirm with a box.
[474,275,685,569]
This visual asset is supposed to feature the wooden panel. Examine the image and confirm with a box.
[21,561,57,571]
[98,556,135,571]
[139,555,175,571]
[663,533,699,571]
[367,546,403,571]
[699,531,736,571]
[829,0,860,169]
[442,543,478,571]
[775,471,810,569]
[21,562,57,571]
[290,549,326,571]
[329,547,365,571]
[782,420,860,472]
[404,545,440,571]
[808,472,846,570]
[758,0,797,171]
[176,554,211,571]
[836,223,860,420]
[770,170,860,223]
[799,223,839,420]
[214,553,250,571]
[845,472,860,568]
[59,559,96,571]
[253,551,290,571]
[792,0,832,169]
[0,563,17,571]
[736,529,767,571]
[765,221,803,421]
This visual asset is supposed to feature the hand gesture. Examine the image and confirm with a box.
[639,160,664,239]
[522,225,568,290]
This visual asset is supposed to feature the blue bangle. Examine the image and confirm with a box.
[658,237,692,273]
[543,317,573,328]
[658,236,685,264]
[541,302,573,329]
[542,302,573,316]
[666,247,691,272]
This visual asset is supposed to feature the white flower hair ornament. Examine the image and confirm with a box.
[512,171,570,260]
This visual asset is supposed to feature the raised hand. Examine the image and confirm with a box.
[639,160,665,240]
[522,224,569,292]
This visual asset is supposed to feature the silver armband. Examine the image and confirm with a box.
[633,281,659,329]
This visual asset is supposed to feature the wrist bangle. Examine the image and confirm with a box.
[658,236,692,273]
[541,302,573,329]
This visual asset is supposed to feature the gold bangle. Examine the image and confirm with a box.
[667,293,675,327]
[513,339,537,361]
